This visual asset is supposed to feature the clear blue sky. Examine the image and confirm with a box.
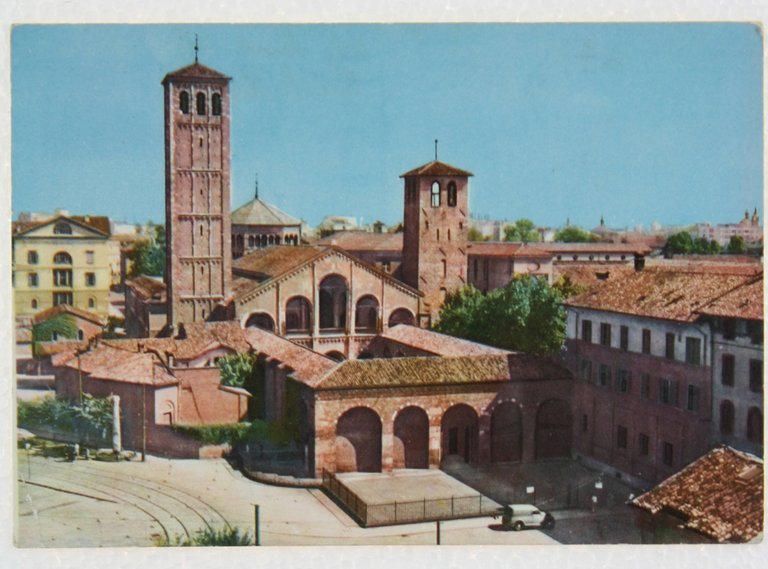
[11,23,763,230]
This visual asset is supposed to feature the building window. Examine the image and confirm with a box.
[85,272,96,286]
[747,320,763,344]
[617,426,628,449]
[447,181,457,207]
[53,292,73,306]
[721,354,735,386]
[441,259,447,278]
[196,92,207,115]
[640,373,651,399]
[598,364,611,388]
[720,400,735,435]
[355,295,380,333]
[381,261,391,273]
[616,369,631,393]
[319,274,349,332]
[600,323,611,347]
[579,359,592,381]
[620,325,629,351]
[31,298,38,309]
[53,251,73,264]
[686,385,700,412]
[723,320,736,340]
[78,329,85,341]
[665,332,675,360]
[27,273,38,287]
[638,433,649,456]
[641,328,651,354]
[431,181,440,207]
[749,359,763,393]
[88,297,95,309]
[53,222,72,235]
[747,407,763,444]
[180,90,190,114]
[53,269,72,287]
[286,296,312,334]
[684,337,701,365]
[581,320,593,343]
[212,93,222,116]
[27,251,38,264]
[662,442,674,467]
[658,378,678,406]
[86,250,94,264]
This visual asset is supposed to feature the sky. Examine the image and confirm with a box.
[10,23,764,230]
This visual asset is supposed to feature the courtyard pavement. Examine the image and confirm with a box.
[16,449,557,547]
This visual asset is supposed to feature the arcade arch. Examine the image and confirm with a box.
[335,407,382,473]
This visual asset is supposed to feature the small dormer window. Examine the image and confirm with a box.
[196,92,207,115]
[431,182,441,207]
[180,91,190,114]
[212,93,222,116]
[54,222,72,235]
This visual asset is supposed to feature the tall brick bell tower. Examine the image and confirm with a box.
[401,151,473,325]
[162,57,232,333]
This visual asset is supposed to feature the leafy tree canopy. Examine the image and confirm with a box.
[218,352,257,388]
[727,235,747,254]
[503,218,541,243]
[553,226,597,243]
[434,275,566,355]
[467,227,486,241]
[665,231,722,255]
[129,224,166,277]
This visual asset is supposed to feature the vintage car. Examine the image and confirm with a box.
[492,503,555,531]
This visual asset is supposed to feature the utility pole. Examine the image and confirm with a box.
[253,504,260,546]
[141,384,146,462]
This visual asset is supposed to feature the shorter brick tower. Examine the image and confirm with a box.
[401,159,472,324]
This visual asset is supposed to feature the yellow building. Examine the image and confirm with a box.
[13,215,113,320]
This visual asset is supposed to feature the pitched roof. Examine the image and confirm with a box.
[162,62,230,83]
[400,160,473,178]
[382,325,510,357]
[242,327,336,383]
[232,245,421,301]
[467,241,552,258]
[13,214,110,238]
[62,344,177,386]
[632,446,763,543]
[231,197,302,227]
[541,242,651,255]
[312,354,512,390]
[71,215,111,236]
[127,276,167,301]
[696,275,764,321]
[32,305,106,327]
[565,267,758,323]
[317,231,403,252]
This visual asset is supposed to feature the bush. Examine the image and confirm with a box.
[18,394,113,445]
[158,526,252,547]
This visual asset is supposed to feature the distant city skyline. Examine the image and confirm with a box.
[11,24,763,229]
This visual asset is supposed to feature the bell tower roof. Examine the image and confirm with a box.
[400,160,473,178]
[162,62,231,84]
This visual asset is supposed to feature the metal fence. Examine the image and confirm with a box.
[322,470,497,527]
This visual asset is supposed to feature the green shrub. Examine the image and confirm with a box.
[17,394,113,444]
[158,526,252,547]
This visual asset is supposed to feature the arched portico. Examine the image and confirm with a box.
[490,401,523,463]
[335,407,382,473]
[393,406,429,469]
[441,404,479,464]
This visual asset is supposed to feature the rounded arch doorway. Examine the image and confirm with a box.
[335,406,382,473]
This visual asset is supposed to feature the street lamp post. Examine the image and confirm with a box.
[24,442,31,481]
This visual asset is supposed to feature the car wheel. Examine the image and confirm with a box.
[513,521,524,531]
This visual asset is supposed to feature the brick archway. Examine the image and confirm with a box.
[490,401,523,463]
[393,406,429,469]
[535,398,572,460]
[440,404,479,464]
[335,406,382,472]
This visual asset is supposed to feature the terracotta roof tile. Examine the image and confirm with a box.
[33,304,107,327]
[242,327,336,383]
[71,215,111,236]
[468,241,551,258]
[400,160,473,178]
[127,276,167,300]
[696,276,763,321]
[317,231,403,252]
[542,243,651,255]
[231,197,301,227]
[565,267,758,322]
[162,62,230,83]
[382,325,511,356]
[632,446,763,543]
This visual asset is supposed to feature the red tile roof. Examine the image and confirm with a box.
[467,241,551,258]
[542,242,651,255]
[242,327,336,383]
[32,305,106,327]
[382,325,511,357]
[696,275,764,321]
[127,276,167,301]
[231,197,301,227]
[317,231,403,252]
[400,160,473,178]
[632,446,763,543]
[553,264,636,292]
[565,267,758,322]
[62,345,177,386]
[162,62,230,83]
[13,214,110,238]
[71,215,111,236]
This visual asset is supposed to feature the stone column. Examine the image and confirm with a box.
[428,420,442,469]
[521,403,538,463]
[381,415,394,473]
[477,412,492,464]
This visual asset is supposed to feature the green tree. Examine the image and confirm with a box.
[553,226,597,243]
[552,274,589,299]
[726,235,747,254]
[434,276,566,355]
[664,231,694,254]
[503,218,541,243]
[129,224,166,277]
[467,227,485,241]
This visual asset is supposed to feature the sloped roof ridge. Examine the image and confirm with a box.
[13,214,110,238]
[400,160,474,178]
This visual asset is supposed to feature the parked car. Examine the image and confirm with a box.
[492,504,555,531]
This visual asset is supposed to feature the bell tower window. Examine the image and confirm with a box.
[212,93,222,116]
[180,91,190,114]
[431,182,441,207]
[196,92,207,115]
[447,181,457,207]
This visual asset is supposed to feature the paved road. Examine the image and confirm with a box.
[16,453,558,547]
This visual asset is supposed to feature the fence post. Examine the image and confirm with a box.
[436,520,441,545]
[423,497,426,519]
[451,496,455,517]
